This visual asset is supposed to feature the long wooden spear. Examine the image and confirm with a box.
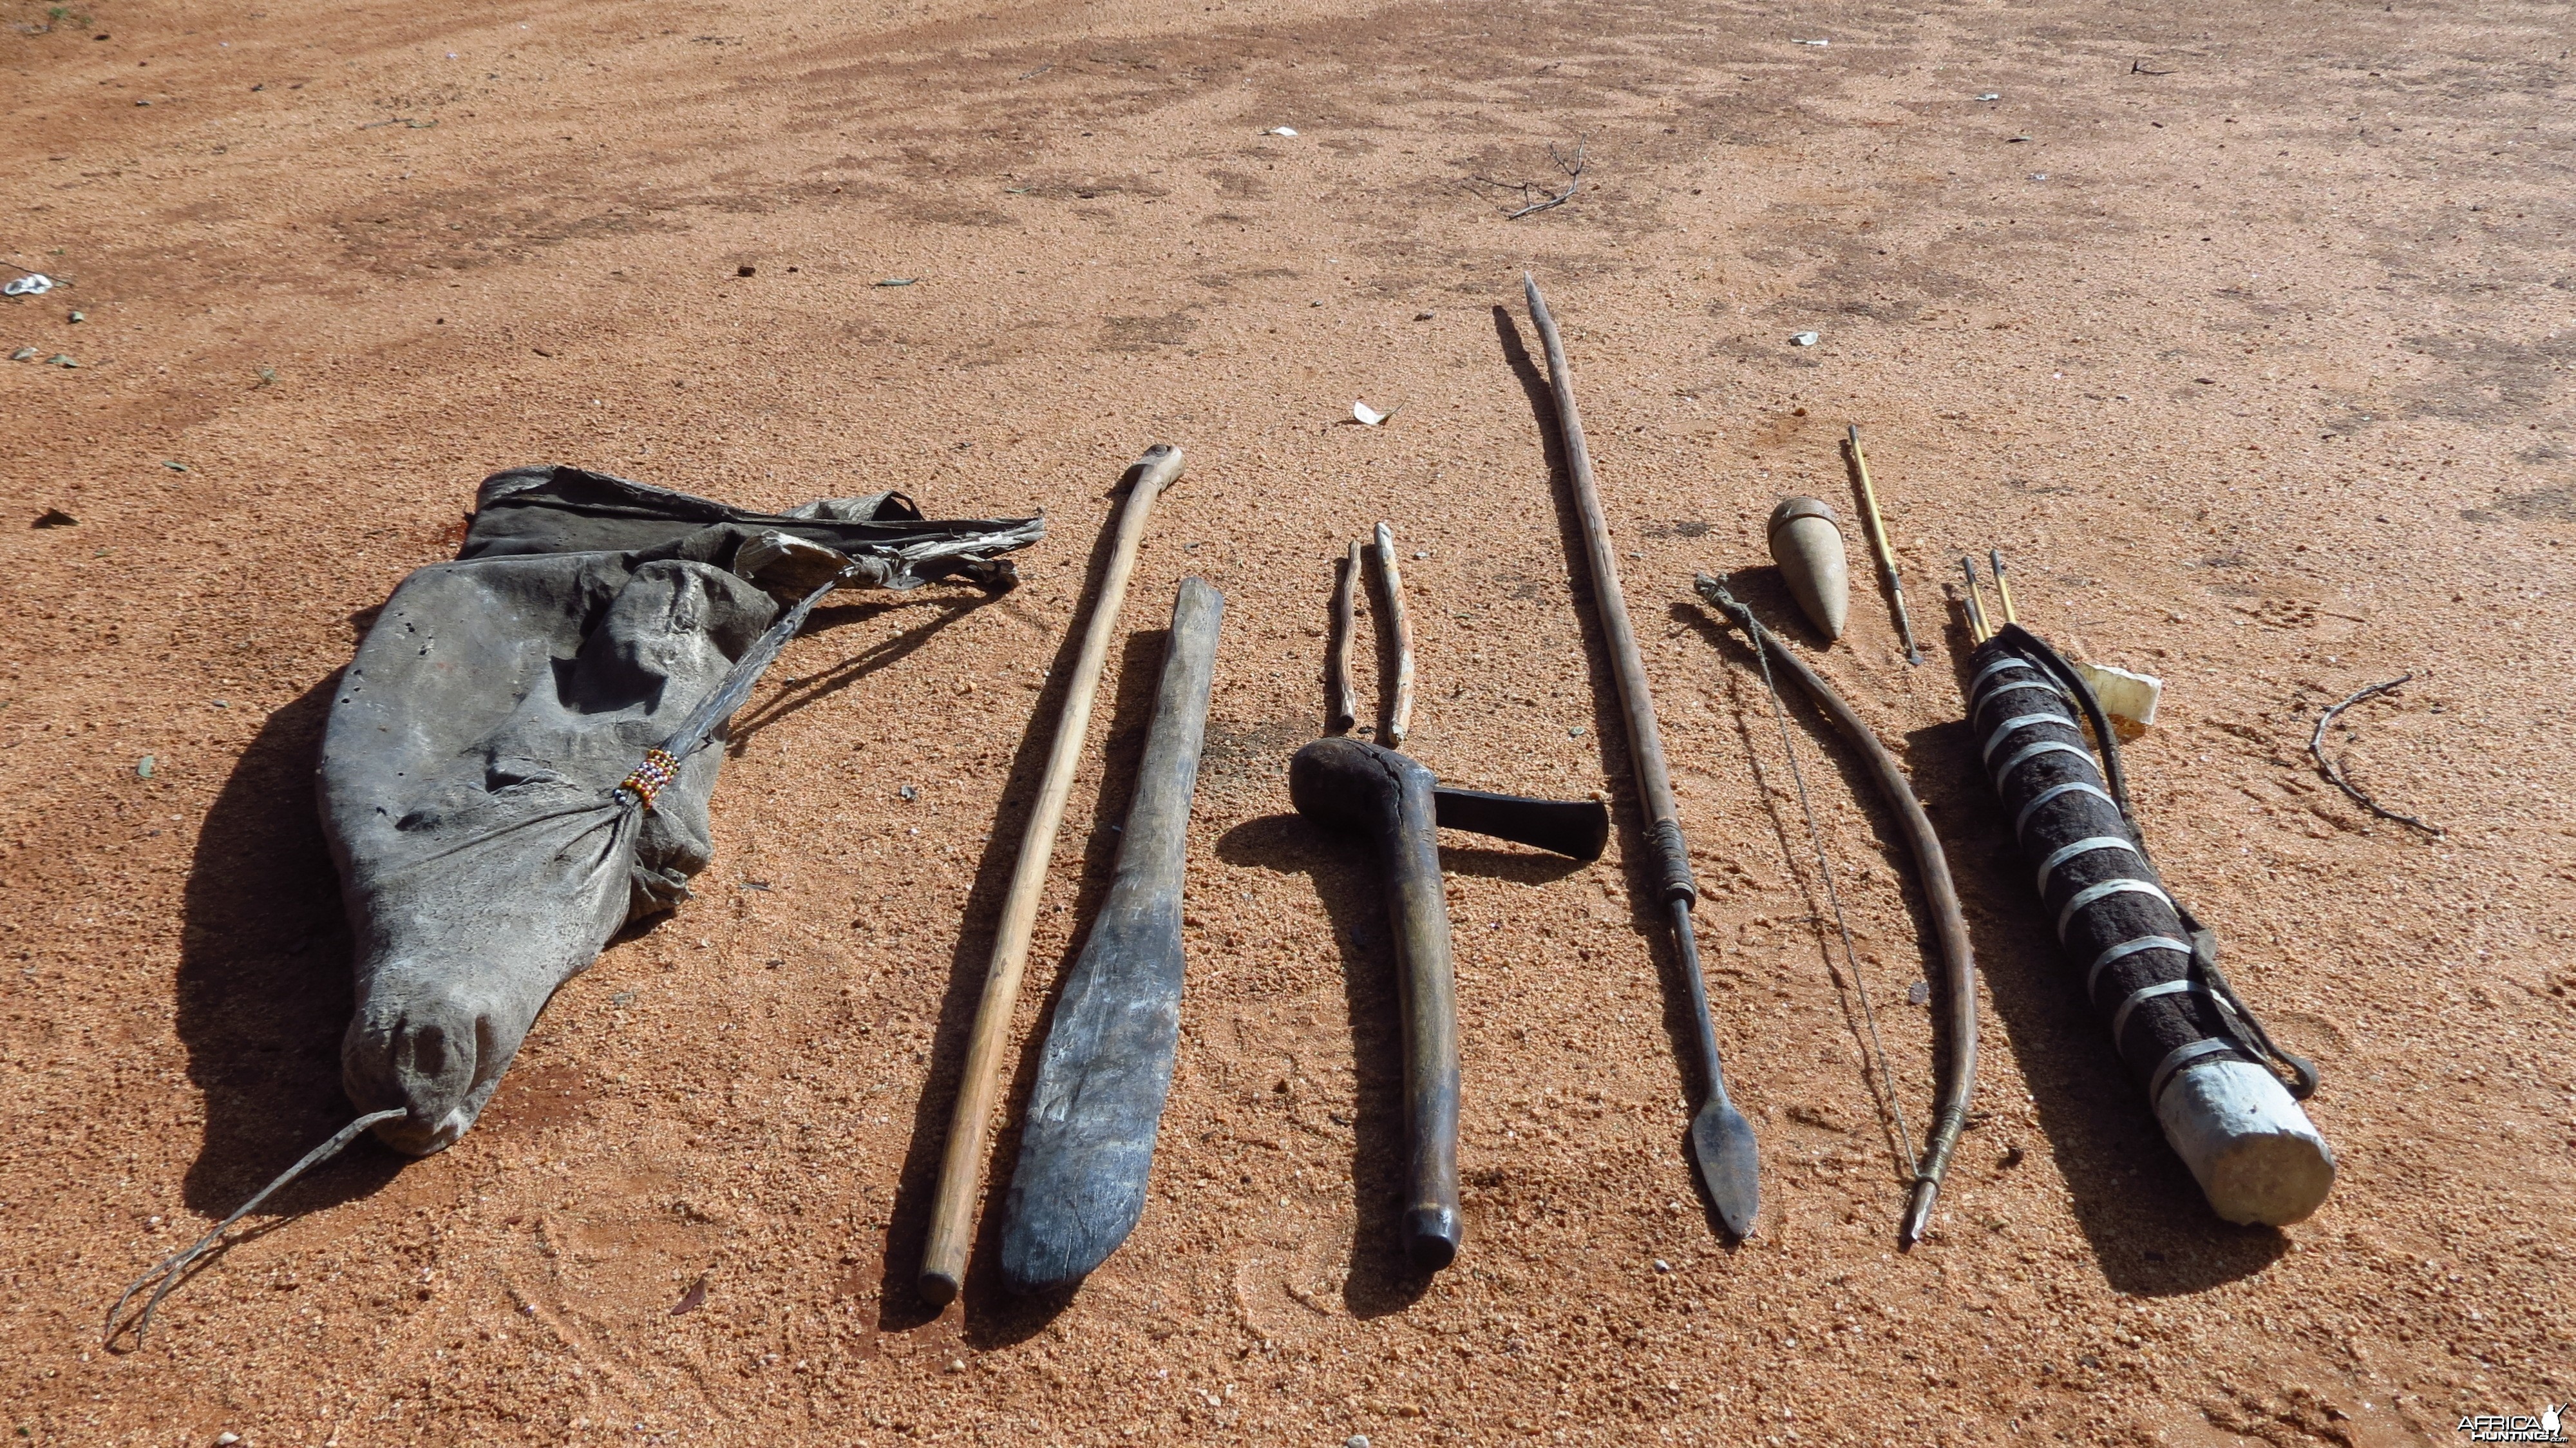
[1523,276,1760,1237]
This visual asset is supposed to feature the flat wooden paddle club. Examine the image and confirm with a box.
[1524,275,1761,1237]
[996,577,1225,1295]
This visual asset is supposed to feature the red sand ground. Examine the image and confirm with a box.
[1,0,2570,1443]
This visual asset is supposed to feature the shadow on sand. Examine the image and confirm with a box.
[174,672,404,1222]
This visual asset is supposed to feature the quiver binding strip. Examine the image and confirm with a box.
[1966,625,2334,1226]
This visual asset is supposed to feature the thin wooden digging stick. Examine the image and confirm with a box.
[1370,522,1416,745]
[1326,538,1363,734]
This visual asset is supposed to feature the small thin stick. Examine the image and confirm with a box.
[919,443,1183,1305]
[2310,674,2443,837]
[1370,522,1415,745]
[1989,549,2018,627]
[1326,539,1362,734]
[1844,427,1922,665]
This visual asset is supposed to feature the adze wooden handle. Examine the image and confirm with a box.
[1289,736,1607,1271]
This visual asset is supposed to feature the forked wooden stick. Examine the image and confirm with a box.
[918,443,1184,1306]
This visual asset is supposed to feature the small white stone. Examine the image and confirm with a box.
[1790,330,1821,347]
[216,1436,242,1447]
[1653,1259,1671,1273]
[1347,1436,1371,1448]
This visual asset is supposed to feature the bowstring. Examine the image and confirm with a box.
[1730,602,1920,1183]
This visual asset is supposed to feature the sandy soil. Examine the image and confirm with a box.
[3,0,2571,1442]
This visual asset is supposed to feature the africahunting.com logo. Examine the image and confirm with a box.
[2458,1405,2567,1444]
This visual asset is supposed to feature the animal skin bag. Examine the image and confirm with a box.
[323,464,1043,1154]
[110,464,1041,1344]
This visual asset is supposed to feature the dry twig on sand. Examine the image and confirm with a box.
[1470,137,1589,219]
[2309,673,2443,837]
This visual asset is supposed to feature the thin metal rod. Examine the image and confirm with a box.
[1668,897,1725,1112]
[1326,539,1362,734]
[1844,426,1922,665]
[1371,522,1416,745]
[919,443,1182,1306]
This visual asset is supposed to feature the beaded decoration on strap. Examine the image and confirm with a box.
[618,748,679,811]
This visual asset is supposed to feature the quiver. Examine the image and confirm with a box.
[1965,624,2333,1226]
